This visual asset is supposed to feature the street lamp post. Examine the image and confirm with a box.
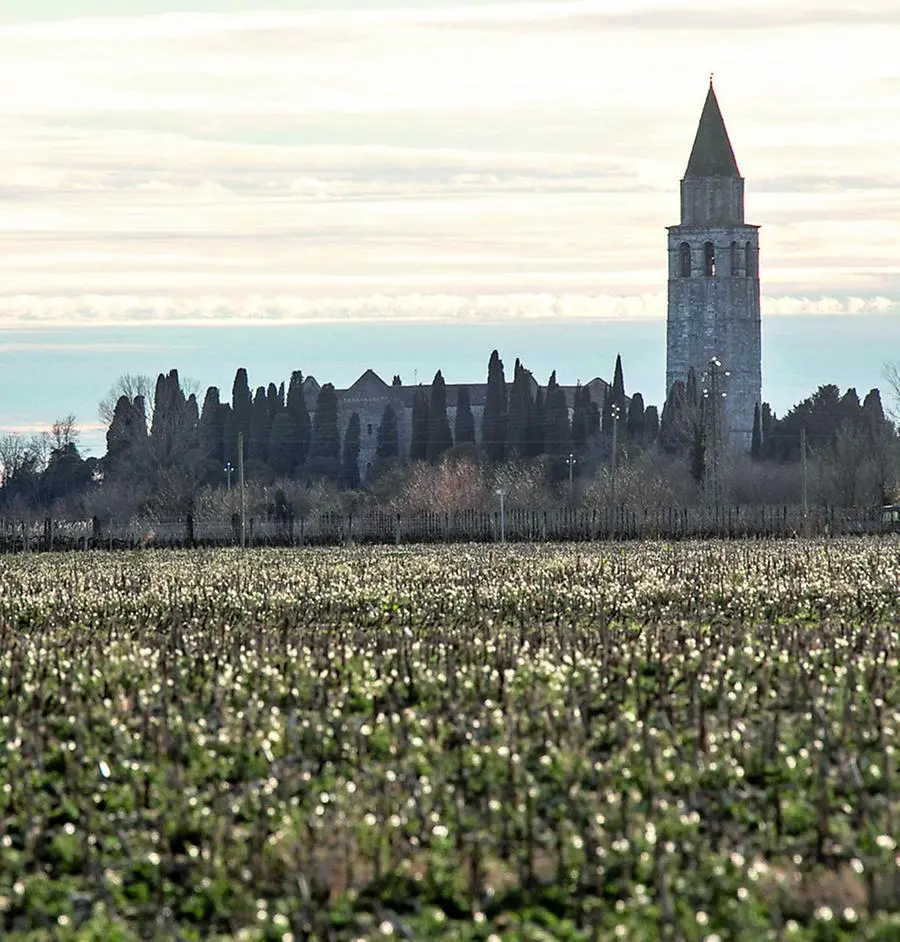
[566,453,576,502]
[224,462,234,491]
[494,488,507,543]
[610,403,621,510]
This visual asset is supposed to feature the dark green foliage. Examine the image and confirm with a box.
[453,387,476,447]
[611,353,625,402]
[603,354,627,434]
[150,370,188,449]
[248,387,271,463]
[427,371,453,463]
[862,388,886,429]
[341,413,361,489]
[286,371,311,468]
[310,383,340,463]
[626,392,645,442]
[481,350,507,462]
[506,359,533,457]
[526,386,546,459]
[375,405,400,462]
[410,387,429,462]
[266,382,283,415]
[544,371,571,476]
[751,403,762,461]
[570,384,594,453]
[231,368,252,441]
[268,412,295,477]
[199,387,225,467]
[40,443,92,505]
[643,405,660,443]
[106,395,147,463]
[760,384,895,463]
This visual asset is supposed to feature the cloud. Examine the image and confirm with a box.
[0,291,895,330]
[0,2,896,335]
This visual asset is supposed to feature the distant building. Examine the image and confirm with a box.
[666,82,762,451]
[301,370,613,477]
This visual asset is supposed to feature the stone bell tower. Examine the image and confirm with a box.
[666,81,761,451]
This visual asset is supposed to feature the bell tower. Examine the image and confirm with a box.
[666,81,761,451]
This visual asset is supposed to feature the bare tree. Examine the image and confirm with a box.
[885,362,900,423]
[0,432,50,487]
[50,415,79,451]
[99,373,202,436]
[98,374,155,428]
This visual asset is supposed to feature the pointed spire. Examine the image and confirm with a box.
[684,82,741,179]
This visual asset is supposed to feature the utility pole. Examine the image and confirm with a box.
[237,431,246,549]
[800,425,808,533]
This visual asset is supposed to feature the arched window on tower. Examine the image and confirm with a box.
[679,242,691,277]
[730,241,739,275]
[703,241,716,277]
[745,241,755,276]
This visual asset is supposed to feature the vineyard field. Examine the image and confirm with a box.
[0,539,898,940]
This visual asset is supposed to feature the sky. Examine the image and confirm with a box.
[1,0,899,452]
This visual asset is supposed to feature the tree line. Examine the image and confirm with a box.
[0,352,897,521]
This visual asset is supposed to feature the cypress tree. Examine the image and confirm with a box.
[266,382,283,416]
[571,384,589,453]
[643,405,660,443]
[507,359,533,457]
[612,354,625,404]
[481,350,507,462]
[199,387,224,465]
[310,383,340,462]
[602,355,626,434]
[341,412,361,489]
[375,405,400,461]
[544,371,571,471]
[106,395,144,463]
[285,371,311,467]
[409,387,429,462]
[150,369,190,460]
[268,412,295,476]
[185,394,200,441]
[659,381,686,454]
[427,370,453,462]
[249,386,271,463]
[454,386,476,446]
[231,368,252,442]
[861,389,885,429]
[750,403,762,461]
[626,392,645,442]
[526,386,546,458]
[221,406,236,467]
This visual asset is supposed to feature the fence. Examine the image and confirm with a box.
[0,504,888,553]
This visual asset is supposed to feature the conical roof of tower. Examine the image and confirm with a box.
[684,83,741,179]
